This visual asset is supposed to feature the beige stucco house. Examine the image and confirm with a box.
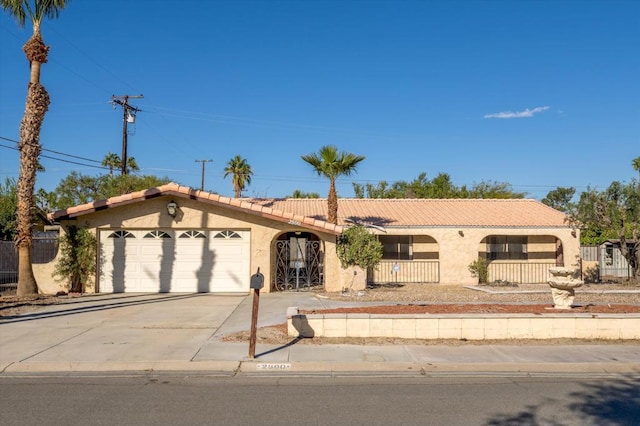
[37,183,579,295]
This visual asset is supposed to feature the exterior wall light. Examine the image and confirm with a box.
[166,201,178,218]
[458,230,464,237]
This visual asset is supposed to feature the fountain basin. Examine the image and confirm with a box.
[547,267,583,309]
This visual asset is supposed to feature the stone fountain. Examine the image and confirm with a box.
[547,266,583,309]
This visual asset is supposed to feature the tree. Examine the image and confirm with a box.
[101,152,120,176]
[464,180,526,199]
[633,156,640,179]
[353,173,525,199]
[53,225,96,293]
[125,156,139,174]
[0,178,18,241]
[2,0,70,296]
[101,152,139,176]
[223,155,253,198]
[302,145,365,224]
[52,172,170,210]
[570,180,640,280]
[542,186,576,213]
[287,189,320,199]
[336,225,383,270]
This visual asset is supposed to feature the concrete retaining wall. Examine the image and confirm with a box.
[287,308,640,340]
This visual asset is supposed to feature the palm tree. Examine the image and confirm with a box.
[102,152,121,176]
[301,145,365,224]
[633,156,640,179]
[125,156,139,174]
[2,0,70,296]
[224,155,253,198]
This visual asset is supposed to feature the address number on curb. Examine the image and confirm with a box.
[256,363,292,370]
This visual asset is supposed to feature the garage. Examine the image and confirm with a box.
[99,229,250,293]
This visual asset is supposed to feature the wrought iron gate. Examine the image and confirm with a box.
[274,239,323,291]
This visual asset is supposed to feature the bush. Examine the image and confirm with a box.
[468,257,488,284]
[336,225,383,270]
[53,226,96,293]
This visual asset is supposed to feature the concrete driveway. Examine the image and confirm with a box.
[0,292,328,372]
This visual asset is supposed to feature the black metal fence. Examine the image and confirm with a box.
[0,237,59,286]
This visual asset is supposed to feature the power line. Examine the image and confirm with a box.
[0,136,102,163]
[0,142,109,171]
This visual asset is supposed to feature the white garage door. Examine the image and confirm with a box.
[99,229,250,293]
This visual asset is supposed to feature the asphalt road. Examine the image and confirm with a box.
[1,375,638,426]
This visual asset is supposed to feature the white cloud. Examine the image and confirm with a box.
[484,106,550,119]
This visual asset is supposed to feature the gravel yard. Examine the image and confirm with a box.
[318,282,640,306]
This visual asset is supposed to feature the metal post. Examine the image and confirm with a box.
[248,268,264,359]
[248,287,260,359]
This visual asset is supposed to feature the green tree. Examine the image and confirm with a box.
[302,145,365,224]
[125,156,139,174]
[53,225,96,293]
[0,178,18,241]
[51,172,170,210]
[336,225,383,270]
[101,152,120,176]
[101,152,139,176]
[2,0,71,296]
[354,173,525,199]
[633,156,640,179]
[223,155,253,198]
[542,186,576,213]
[35,187,57,213]
[570,180,640,279]
[465,180,526,199]
[287,189,320,199]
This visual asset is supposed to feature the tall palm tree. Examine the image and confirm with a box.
[101,152,121,176]
[301,145,365,224]
[633,156,640,179]
[125,156,139,174]
[2,0,70,296]
[224,155,253,198]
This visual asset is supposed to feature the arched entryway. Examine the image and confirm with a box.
[478,234,564,283]
[273,231,324,291]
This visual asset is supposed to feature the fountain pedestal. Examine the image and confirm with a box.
[547,267,583,309]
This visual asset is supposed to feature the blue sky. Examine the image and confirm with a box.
[1,0,638,200]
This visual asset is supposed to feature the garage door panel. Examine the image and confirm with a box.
[99,229,249,293]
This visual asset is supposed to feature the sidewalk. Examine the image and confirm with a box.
[1,292,638,376]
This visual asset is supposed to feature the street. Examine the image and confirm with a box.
[1,375,638,425]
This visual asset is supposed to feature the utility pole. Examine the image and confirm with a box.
[111,94,143,175]
[195,159,213,191]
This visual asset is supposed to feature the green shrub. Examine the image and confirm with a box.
[336,225,383,270]
[54,226,96,293]
[468,257,488,284]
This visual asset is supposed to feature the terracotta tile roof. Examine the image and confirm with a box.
[49,183,569,232]
[250,198,570,228]
[48,183,343,235]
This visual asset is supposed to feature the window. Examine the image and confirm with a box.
[107,230,135,239]
[143,231,171,239]
[379,235,412,260]
[179,230,206,239]
[214,230,241,239]
[486,236,528,260]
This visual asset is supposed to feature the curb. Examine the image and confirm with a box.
[3,360,638,377]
